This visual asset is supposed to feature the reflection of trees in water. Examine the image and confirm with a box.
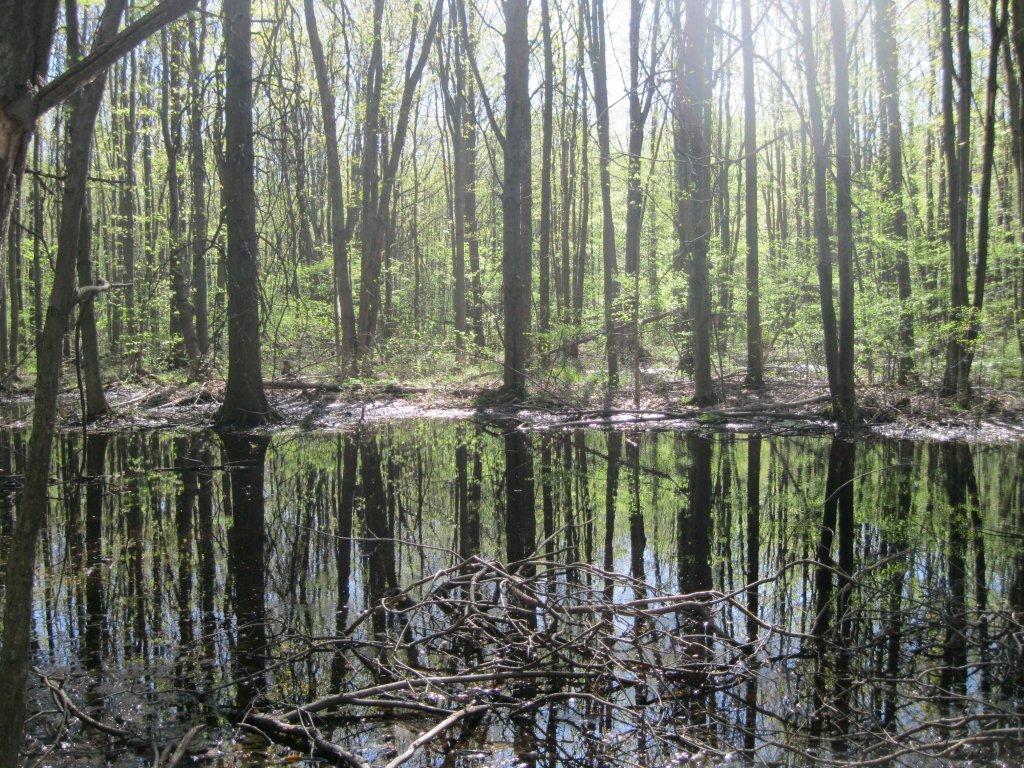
[223,432,269,708]
[6,426,1024,765]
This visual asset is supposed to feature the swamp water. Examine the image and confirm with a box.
[1,421,1023,766]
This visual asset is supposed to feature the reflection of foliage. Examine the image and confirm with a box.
[19,425,1024,765]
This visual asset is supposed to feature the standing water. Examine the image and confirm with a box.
[2,422,1022,766]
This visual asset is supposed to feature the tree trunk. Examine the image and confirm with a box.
[303,0,356,366]
[873,0,915,385]
[799,0,842,409]
[215,0,272,426]
[0,0,59,275]
[957,0,1008,400]
[587,0,619,396]
[830,0,857,423]
[0,0,125,761]
[674,0,715,405]
[538,0,554,348]
[501,0,532,396]
[740,0,763,388]
[119,51,137,343]
[941,0,971,395]
[75,196,108,419]
[160,25,201,372]
[189,5,209,355]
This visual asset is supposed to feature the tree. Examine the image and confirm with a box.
[501,0,532,396]
[873,0,914,385]
[357,0,443,362]
[956,0,1009,401]
[0,1,130,758]
[586,0,619,396]
[674,0,715,405]
[740,0,763,388]
[215,0,273,426]
[303,0,356,365]
[830,0,857,423]
[940,0,971,396]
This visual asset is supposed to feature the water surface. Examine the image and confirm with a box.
[3,422,1022,766]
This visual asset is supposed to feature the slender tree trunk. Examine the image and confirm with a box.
[625,0,653,391]
[303,0,356,365]
[873,0,915,385]
[119,51,137,343]
[189,5,209,355]
[76,196,108,419]
[32,134,44,360]
[587,0,619,396]
[160,25,201,372]
[941,0,971,395]
[501,0,532,396]
[538,0,554,348]
[800,0,842,408]
[957,0,1008,400]
[0,0,125,760]
[740,0,763,388]
[830,0,857,423]
[215,0,272,425]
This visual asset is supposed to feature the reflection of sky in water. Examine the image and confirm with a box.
[8,425,1023,766]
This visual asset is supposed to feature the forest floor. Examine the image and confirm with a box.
[1,364,1022,441]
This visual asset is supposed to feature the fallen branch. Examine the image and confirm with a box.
[383,703,490,768]
[241,712,368,768]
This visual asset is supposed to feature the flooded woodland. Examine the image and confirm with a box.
[3,421,1022,766]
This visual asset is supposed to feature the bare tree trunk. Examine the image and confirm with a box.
[873,0,915,385]
[538,0,554,349]
[303,0,356,366]
[437,0,469,352]
[625,0,655,392]
[358,0,441,362]
[941,0,971,395]
[160,25,201,372]
[501,0,532,396]
[32,134,44,359]
[740,0,763,388]
[830,0,857,423]
[674,0,715,405]
[189,4,209,355]
[215,0,272,426]
[799,0,842,407]
[957,0,1008,400]
[0,0,125,760]
[586,0,619,396]
[119,51,137,343]
[76,196,108,419]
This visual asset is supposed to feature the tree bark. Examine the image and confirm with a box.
[799,0,843,411]
[740,0,763,388]
[75,195,108,419]
[873,0,915,385]
[215,0,273,426]
[673,0,715,405]
[0,0,125,761]
[189,5,209,355]
[957,0,1008,400]
[830,0,857,423]
[941,0,971,395]
[586,0,619,396]
[160,25,201,372]
[303,0,356,365]
[501,0,532,396]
